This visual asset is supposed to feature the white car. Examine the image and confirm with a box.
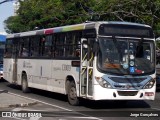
[0,64,3,80]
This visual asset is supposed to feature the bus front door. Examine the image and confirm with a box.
[80,38,93,98]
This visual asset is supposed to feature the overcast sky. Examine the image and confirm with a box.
[0,1,14,34]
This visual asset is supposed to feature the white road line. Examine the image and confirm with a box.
[151,107,160,110]
[29,117,41,120]
[12,108,103,120]
[8,92,72,111]
[12,108,47,111]
[9,92,103,120]
[9,117,27,120]
[65,117,103,119]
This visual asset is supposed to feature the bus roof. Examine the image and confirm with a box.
[6,21,152,39]
[103,21,151,27]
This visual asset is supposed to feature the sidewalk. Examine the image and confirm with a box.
[0,90,37,108]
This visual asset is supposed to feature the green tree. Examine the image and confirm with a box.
[96,0,160,36]
[4,16,28,33]
[4,0,160,35]
[4,0,95,33]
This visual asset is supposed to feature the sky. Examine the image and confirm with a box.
[0,0,14,35]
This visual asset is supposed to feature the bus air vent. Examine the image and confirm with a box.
[117,91,138,96]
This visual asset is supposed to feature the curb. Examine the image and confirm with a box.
[9,101,38,108]
[0,101,38,108]
[0,91,38,108]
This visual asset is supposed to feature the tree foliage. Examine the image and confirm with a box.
[4,0,160,36]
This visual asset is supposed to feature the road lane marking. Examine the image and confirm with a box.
[151,107,160,110]
[8,92,71,111]
[10,117,27,120]
[64,117,104,119]
[12,108,103,120]
[12,108,47,111]
[9,92,103,120]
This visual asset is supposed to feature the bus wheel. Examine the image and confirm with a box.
[22,74,30,93]
[67,81,79,106]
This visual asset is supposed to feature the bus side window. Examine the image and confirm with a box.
[75,49,80,57]
[4,49,10,57]
[55,33,65,57]
[73,32,81,58]
[65,32,77,57]
[5,39,12,58]
[22,47,29,57]
[43,35,52,57]
[30,37,39,57]
[40,37,45,56]
[65,32,81,58]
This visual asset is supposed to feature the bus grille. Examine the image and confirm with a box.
[109,77,146,83]
[117,91,138,96]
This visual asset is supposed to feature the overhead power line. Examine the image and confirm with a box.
[0,0,14,5]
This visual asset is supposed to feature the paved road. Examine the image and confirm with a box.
[0,79,160,120]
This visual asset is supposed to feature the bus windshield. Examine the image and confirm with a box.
[97,37,155,75]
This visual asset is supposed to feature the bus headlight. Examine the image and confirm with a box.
[143,78,156,89]
[95,77,112,88]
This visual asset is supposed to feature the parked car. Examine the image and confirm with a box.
[0,64,3,80]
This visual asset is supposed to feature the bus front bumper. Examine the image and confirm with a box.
[92,85,155,100]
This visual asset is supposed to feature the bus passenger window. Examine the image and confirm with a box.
[22,48,29,57]
[30,37,39,57]
[4,49,11,57]
[43,35,53,57]
[75,49,80,57]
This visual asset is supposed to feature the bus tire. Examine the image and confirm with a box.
[22,74,30,93]
[67,81,79,106]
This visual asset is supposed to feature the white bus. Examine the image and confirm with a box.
[3,21,156,105]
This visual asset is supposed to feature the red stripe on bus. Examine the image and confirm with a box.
[45,29,54,34]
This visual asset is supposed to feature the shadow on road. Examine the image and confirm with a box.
[5,81,151,109]
[6,83,68,103]
[156,89,160,92]
[79,99,151,109]
[0,79,7,83]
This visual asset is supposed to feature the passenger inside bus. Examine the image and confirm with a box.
[75,49,80,57]
[21,48,29,57]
